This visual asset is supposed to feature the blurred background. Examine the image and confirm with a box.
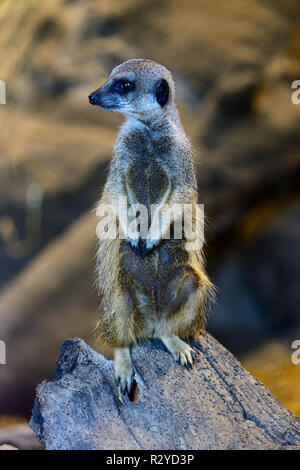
[0,0,300,447]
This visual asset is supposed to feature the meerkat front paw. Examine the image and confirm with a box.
[126,236,140,254]
[144,237,160,255]
[127,237,156,257]
[114,347,134,403]
[160,335,195,368]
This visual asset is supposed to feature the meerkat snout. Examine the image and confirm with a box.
[88,59,174,117]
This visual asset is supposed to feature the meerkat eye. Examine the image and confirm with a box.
[112,79,135,95]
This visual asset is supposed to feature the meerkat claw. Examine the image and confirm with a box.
[186,349,194,367]
[116,375,133,394]
[118,384,125,404]
[178,352,187,366]
[178,349,194,368]
[116,377,132,403]
[161,335,195,369]
[114,347,134,402]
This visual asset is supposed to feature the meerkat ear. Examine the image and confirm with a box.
[155,79,169,106]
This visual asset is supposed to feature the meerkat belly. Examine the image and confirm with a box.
[118,239,198,337]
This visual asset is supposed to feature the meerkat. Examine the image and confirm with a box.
[89,59,213,400]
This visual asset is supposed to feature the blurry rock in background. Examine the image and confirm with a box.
[0,0,299,421]
[0,416,43,450]
[0,212,108,417]
[244,340,300,417]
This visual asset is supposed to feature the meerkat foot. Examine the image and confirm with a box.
[160,335,195,368]
[114,347,134,401]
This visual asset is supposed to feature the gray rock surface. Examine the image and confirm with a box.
[30,331,300,450]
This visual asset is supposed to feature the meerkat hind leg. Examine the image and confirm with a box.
[160,335,195,367]
[114,347,134,401]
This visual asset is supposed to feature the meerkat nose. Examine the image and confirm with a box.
[89,94,97,105]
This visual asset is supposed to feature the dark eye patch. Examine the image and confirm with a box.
[111,79,135,95]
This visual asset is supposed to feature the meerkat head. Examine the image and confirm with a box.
[89,59,177,120]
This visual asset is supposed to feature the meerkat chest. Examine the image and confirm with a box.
[121,126,178,173]
[121,128,178,208]
[125,157,171,210]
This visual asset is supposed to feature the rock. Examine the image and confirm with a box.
[30,332,300,450]
[0,444,18,450]
[0,423,43,450]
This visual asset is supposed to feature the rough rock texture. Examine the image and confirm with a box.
[30,332,300,450]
